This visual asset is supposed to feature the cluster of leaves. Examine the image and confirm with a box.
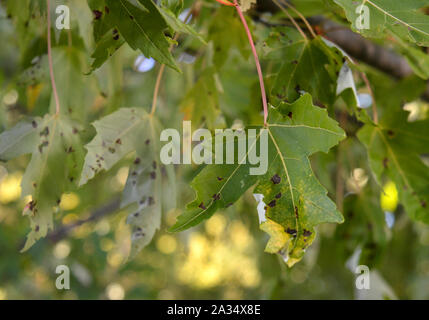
[0,0,429,272]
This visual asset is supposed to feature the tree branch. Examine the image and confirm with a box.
[48,198,121,243]
[255,1,429,102]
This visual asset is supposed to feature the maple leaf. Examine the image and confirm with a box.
[0,115,84,251]
[170,94,345,266]
[79,108,172,258]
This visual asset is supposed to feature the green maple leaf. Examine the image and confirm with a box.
[104,0,179,71]
[180,68,220,130]
[208,6,250,69]
[334,0,429,46]
[358,75,429,223]
[158,7,206,44]
[89,0,203,72]
[50,47,97,122]
[79,108,169,258]
[170,94,345,266]
[89,28,125,72]
[0,115,84,251]
[267,27,347,107]
[358,111,429,223]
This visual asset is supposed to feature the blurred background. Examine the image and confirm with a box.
[1,0,429,300]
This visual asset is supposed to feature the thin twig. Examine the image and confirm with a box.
[360,71,379,124]
[335,111,347,212]
[234,0,268,126]
[150,64,167,116]
[48,198,121,243]
[279,0,317,38]
[150,7,195,116]
[46,0,61,115]
[272,0,307,40]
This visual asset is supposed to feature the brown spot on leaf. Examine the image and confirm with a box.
[383,157,389,168]
[286,228,297,236]
[212,193,221,201]
[275,192,282,199]
[28,200,37,212]
[40,127,49,136]
[134,157,141,165]
[271,174,281,184]
[303,229,312,237]
[148,197,155,206]
[150,172,156,180]
[31,120,37,128]
[217,176,223,181]
[108,147,116,154]
[198,202,207,210]
[38,141,49,153]
[268,200,276,207]
[287,112,293,119]
[93,10,102,20]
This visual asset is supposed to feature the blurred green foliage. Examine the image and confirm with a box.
[1,0,429,300]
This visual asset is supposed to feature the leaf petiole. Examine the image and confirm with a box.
[232,0,269,126]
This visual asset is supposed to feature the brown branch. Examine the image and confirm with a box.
[254,1,429,102]
[48,198,121,243]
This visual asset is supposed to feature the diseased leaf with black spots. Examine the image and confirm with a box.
[79,108,171,258]
[265,28,343,107]
[0,115,84,251]
[170,94,345,266]
[105,0,179,72]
